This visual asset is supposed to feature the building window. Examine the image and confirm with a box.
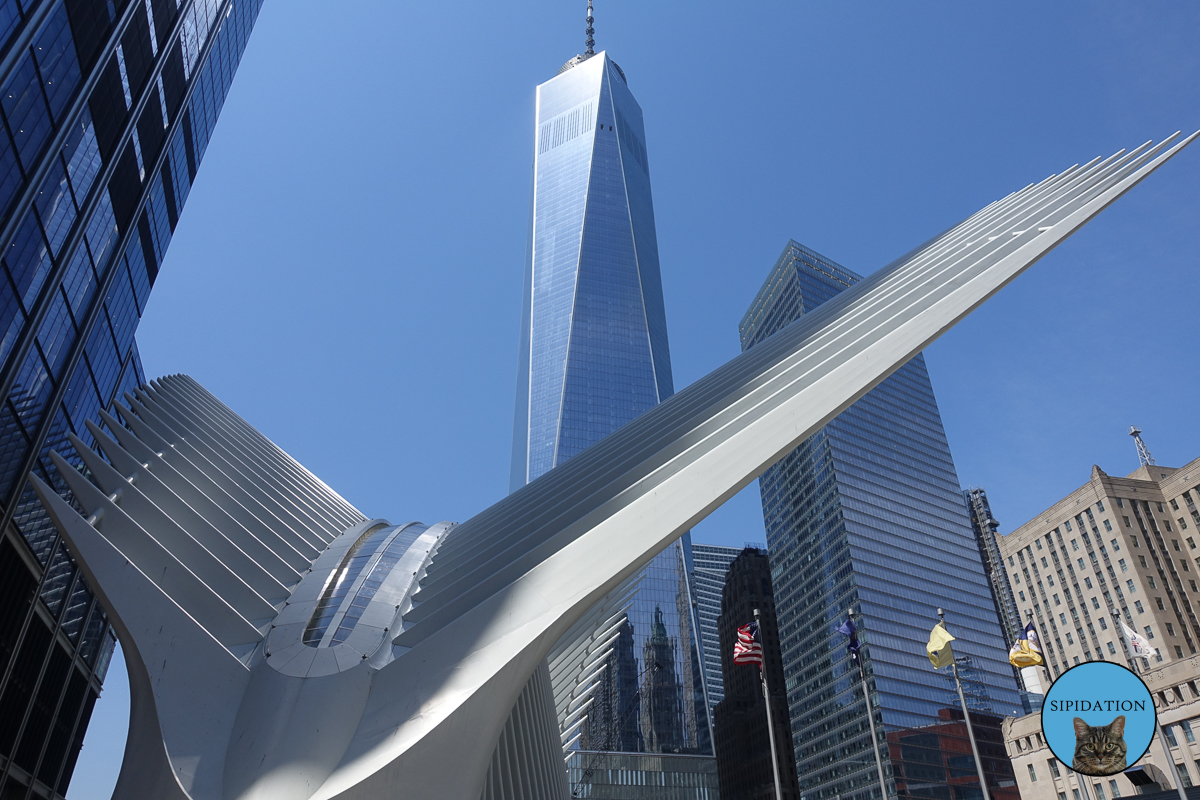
[1183,560,1191,572]
[1066,521,1073,532]
[1119,559,1128,572]
[1108,642,1117,654]
[1165,725,1179,747]
[1149,577,1157,589]
[1079,558,1086,570]
[1008,556,1015,566]
[1124,516,1132,527]
[1174,540,1182,551]
[1093,597,1101,610]
[1128,580,1137,593]
[1183,519,1191,531]
[1178,766,1192,788]
[1172,499,1181,511]
[1192,581,1199,593]
[1054,594,1062,605]
[1028,764,1037,782]
[1072,539,1079,551]
[1074,790,1081,800]
[1139,556,1148,568]
[1110,780,1121,797]
[1094,783,1106,800]
[1048,759,1061,777]
[1074,656,1081,664]
[1133,535,1140,547]
[1117,498,1125,508]
[1098,500,1106,512]
[1100,617,1108,630]
[1146,626,1156,640]
[1061,613,1068,625]
[1158,598,1166,611]
[1159,503,1166,513]
[1184,720,1197,743]
[1168,521,1175,532]
[1104,520,1113,532]
[1042,557,1049,568]
[1085,578,1094,589]
[1059,794,1068,800]
[1019,591,1026,601]
[1136,601,1144,614]
[1111,538,1120,551]
[1167,622,1175,635]
[1177,646,1185,658]
[1037,540,1044,550]
[1066,633,1074,645]
[1190,539,1197,550]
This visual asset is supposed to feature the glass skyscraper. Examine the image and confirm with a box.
[740,241,1021,800]
[0,2,261,797]
[691,542,741,717]
[509,48,716,796]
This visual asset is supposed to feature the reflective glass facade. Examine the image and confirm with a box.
[509,51,715,795]
[691,543,740,716]
[0,2,261,797]
[740,242,1021,800]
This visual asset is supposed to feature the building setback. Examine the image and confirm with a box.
[692,542,742,717]
[509,43,715,795]
[713,547,800,800]
[0,2,262,798]
[740,240,1021,800]
[997,456,1200,676]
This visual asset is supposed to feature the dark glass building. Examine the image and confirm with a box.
[509,46,716,796]
[739,241,1021,800]
[712,547,799,800]
[0,2,262,797]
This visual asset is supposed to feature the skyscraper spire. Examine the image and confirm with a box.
[585,0,595,56]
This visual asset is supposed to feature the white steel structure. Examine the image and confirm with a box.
[31,134,1196,800]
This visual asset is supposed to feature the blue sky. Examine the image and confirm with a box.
[66,2,1200,795]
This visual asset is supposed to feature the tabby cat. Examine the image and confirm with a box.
[1072,715,1127,776]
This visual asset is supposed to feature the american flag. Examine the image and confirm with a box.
[733,620,763,665]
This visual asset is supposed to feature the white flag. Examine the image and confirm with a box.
[1122,621,1159,660]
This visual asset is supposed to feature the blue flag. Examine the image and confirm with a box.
[837,618,860,660]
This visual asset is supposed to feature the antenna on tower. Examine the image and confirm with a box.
[585,0,595,57]
[1129,426,1157,467]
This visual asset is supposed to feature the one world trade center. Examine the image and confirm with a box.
[508,17,717,796]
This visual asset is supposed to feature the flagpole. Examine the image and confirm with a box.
[756,609,785,800]
[938,609,990,800]
[850,610,890,800]
[1111,608,1187,800]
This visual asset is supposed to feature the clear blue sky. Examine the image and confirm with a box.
[67,2,1200,795]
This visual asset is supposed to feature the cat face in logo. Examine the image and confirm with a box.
[1072,716,1127,776]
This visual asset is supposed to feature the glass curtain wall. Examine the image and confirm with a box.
[740,241,1021,800]
[0,2,262,798]
[510,51,715,797]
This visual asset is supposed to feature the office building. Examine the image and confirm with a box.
[0,2,262,798]
[997,455,1200,676]
[692,542,742,716]
[19,134,1188,799]
[1006,655,1200,800]
[964,487,1023,648]
[507,36,714,793]
[740,241,1022,800]
[712,547,799,800]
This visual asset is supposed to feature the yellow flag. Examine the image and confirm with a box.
[927,622,955,668]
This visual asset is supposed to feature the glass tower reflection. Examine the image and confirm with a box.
[0,2,262,798]
[740,241,1021,800]
[509,50,715,785]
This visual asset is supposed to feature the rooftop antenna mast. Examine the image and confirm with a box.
[585,0,595,57]
[1129,426,1157,467]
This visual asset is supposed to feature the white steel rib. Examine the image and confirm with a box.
[28,133,1196,800]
